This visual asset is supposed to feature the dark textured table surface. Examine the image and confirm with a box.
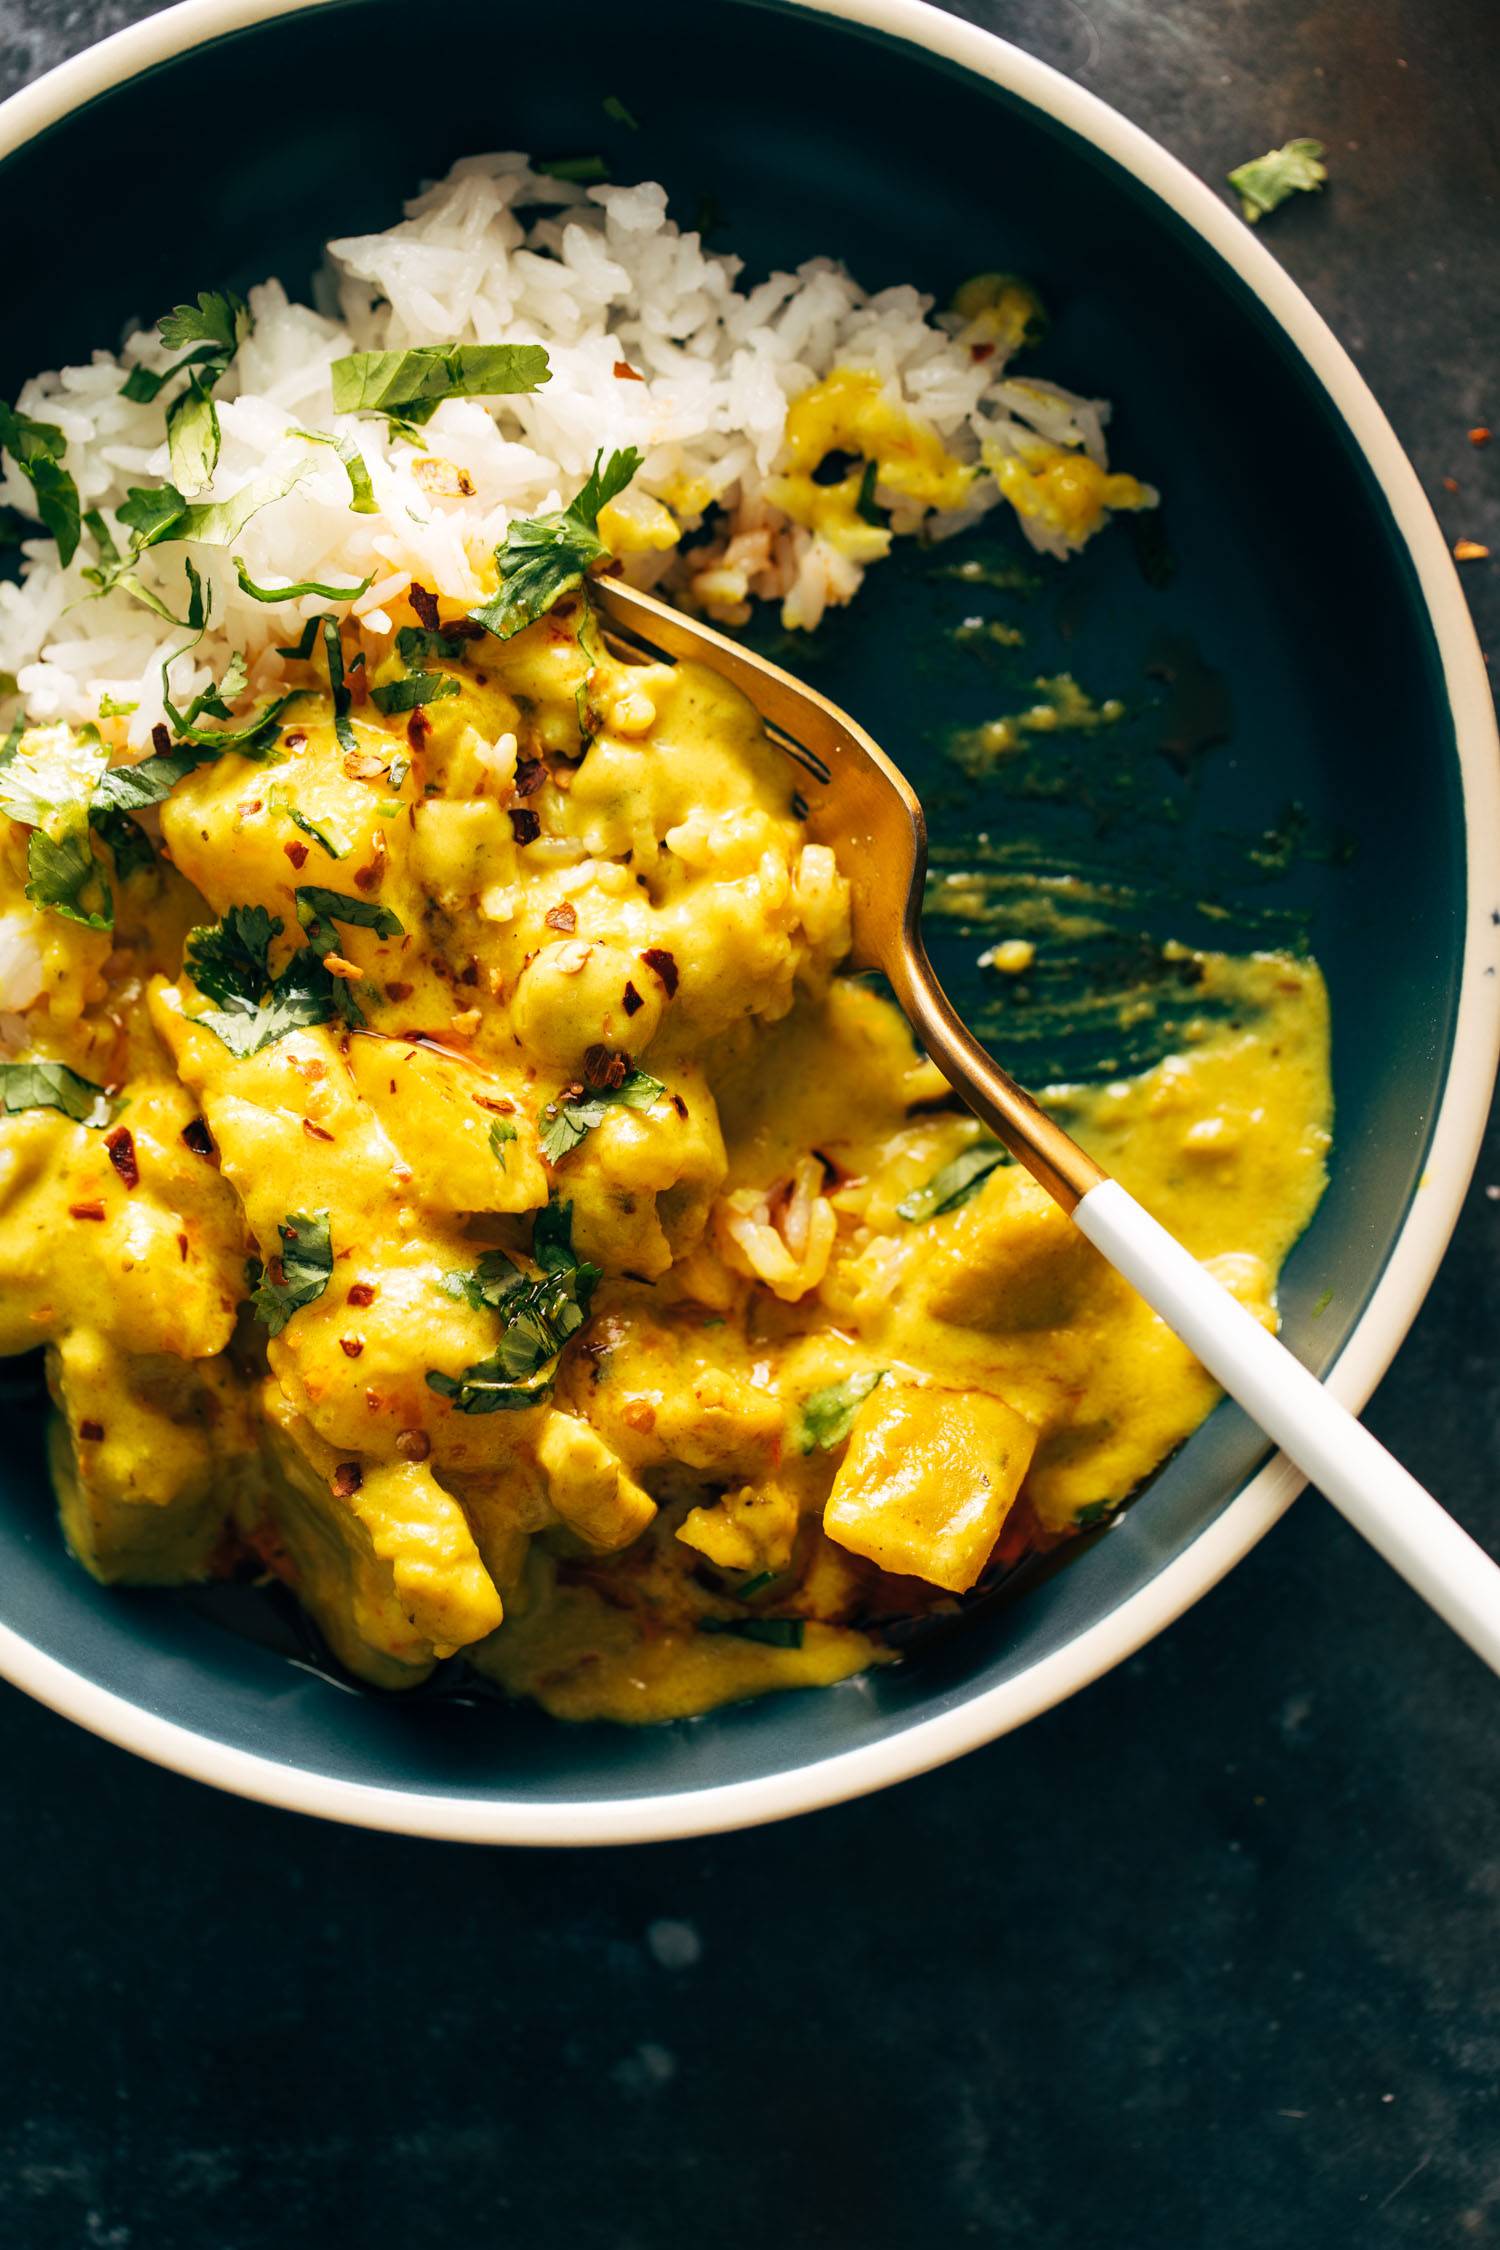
[1,3,1497,2245]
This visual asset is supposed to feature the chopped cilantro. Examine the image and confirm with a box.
[186,903,279,1005]
[540,1064,664,1163]
[158,290,252,358]
[329,343,551,422]
[233,556,372,604]
[698,1616,805,1648]
[185,904,360,1054]
[251,1209,332,1335]
[282,805,342,860]
[1227,138,1327,224]
[470,447,642,642]
[96,694,139,720]
[0,1058,113,1127]
[897,1140,1012,1223]
[291,429,378,514]
[796,1369,885,1452]
[0,403,81,565]
[369,671,461,715]
[602,94,639,129]
[395,625,467,665]
[1073,1499,1115,1529]
[321,617,357,759]
[428,1206,600,1413]
[855,459,885,527]
[489,1117,517,1164]
[293,885,402,952]
[543,155,608,183]
[26,827,112,929]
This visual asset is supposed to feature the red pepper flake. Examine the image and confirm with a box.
[330,1461,363,1499]
[509,807,541,845]
[407,708,430,751]
[1442,476,1460,494]
[1470,427,1493,448]
[283,840,309,869]
[181,1117,216,1159]
[347,1282,377,1307]
[583,1042,629,1091]
[340,1336,365,1359]
[384,980,414,1001]
[459,958,480,987]
[545,901,577,933]
[622,981,644,1016]
[104,1126,139,1190]
[622,1400,656,1433]
[671,1093,689,1120]
[302,1118,334,1142]
[410,583,440,630]
[613,360,645,381]
[79,1419,105,1443]
[151,722,171,756]
[177,1231,189,1262]
[1455,539,1491,562]
[283,731,307,751]
[970,341,995,362]
[353,862,379,891]
[395,1428,432,1462]
[640,946,679,997]
[514,758,546,797]
[69,1200,106,1222]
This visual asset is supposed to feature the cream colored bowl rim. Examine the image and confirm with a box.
[0,0,1495,1846]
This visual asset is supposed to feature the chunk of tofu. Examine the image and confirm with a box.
[823,1383,1036,1592]
[535,1410,657,1550]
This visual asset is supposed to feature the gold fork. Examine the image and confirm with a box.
[594,574,1500,1673]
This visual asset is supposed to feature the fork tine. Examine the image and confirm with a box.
[597,608,833,781]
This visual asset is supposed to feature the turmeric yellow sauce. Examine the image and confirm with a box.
[0,573,1330,1726]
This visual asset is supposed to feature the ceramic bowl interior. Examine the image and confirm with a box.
[0,0,1486,1835]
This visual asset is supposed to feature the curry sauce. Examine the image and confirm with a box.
[0,587,1330,1723]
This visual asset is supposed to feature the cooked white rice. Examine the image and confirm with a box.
[0,152,1149,753]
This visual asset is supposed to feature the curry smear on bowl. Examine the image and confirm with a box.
[0,583,1330,1722]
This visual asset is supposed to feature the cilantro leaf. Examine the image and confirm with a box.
[92,742,207,817]
[185,903,280,1006]
[329,343,551,416]
[293,885,402,952]
[602,94,639,129]
[158,290,252,356]
[233,556,372,604]
[427,1207,600,1413]
[0,1058,113,1127]
[0,404,81,565]
[27,827,112,929]
[252,1209,332,1335]
[369,671,461,715]
[395,626,466,664]
[167,375,221,497]
[896,1140,1012,1223]
[698,1617,805,1648]
[539,1064,664,1164]
[1227,138,1327,224]
[542,155,608,183]
[291,429,378,514]
[281,804,342,860]
[322,616,357,758]
[469,447,642,641]
[488,1117,517,1164]
[796,1370,885,1453]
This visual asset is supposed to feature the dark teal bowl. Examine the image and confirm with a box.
[0,0,1494,1842]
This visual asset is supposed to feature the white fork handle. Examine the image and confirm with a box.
[1075,1178,1500,1673]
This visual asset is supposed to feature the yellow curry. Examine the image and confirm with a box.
[0,572,1330,1724]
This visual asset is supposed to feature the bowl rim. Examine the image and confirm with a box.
[1,0,1496,1847]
